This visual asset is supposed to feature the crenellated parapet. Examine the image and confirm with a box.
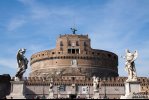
[24,77,149,87]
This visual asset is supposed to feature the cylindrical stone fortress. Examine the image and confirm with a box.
[30,34,118,77]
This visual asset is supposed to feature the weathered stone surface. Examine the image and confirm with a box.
[92,91,100,99]
[7,81,26,99]
[30,34,118,78]
[120,81,141,99]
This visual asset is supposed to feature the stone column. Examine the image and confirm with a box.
[7,81,26,99]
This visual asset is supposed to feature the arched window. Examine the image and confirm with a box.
[60,41,63,46]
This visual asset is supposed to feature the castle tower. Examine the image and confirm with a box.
[30,31,118,78]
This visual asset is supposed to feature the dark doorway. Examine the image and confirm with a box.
[69,94,77,99]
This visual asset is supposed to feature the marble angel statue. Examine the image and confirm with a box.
[93,76,99,92]
[122,49,138,82]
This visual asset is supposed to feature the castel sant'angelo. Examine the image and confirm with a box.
[30,29,118,78]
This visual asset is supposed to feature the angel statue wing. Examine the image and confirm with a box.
[125,49,130,54]
[132,50,138,62]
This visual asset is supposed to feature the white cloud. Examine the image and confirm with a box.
[7,18,26,31]
[18,0,75,20]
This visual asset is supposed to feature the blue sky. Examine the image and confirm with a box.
[0,0,149,77]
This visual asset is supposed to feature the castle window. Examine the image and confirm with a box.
[108,54,111,58]
[42,54,44,56]
[68,41,71,46]
[52,52,55,54]
[60,41,63,46]
[72,77,75,81]
[76,41,79,46]
[58,52,60,54]
[92,52,94,55]
[72,49,75,54]
[76,49,79,54]
[68,49,80,54]
[68,49,71,54]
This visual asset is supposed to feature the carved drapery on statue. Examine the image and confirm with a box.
[123,49,138,82]
[15,48,28,81]
[92,76,99,92]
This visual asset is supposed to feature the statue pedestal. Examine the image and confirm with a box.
[120,81,141,99]
[7,81,26,99]
[92,91,99,99]
[47,90,54,99]
[86,94,90,99]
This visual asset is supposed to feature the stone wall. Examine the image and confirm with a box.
[24,77,149,99]
[0,74,11,99]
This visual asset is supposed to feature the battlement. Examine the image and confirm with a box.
[13,77,148,87]
[59,34,89,39]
